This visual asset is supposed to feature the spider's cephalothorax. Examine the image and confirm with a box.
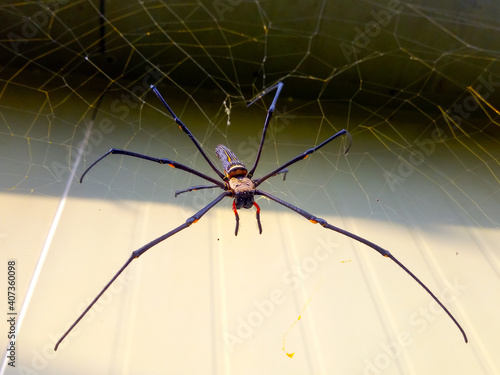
[215,144,260,234]
[229,177,255,209]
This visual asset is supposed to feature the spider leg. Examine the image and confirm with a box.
[80,148,225,188]
[255,189,468,344]
[246,81,284,179]
[54,191,230,351]
[231,202,262,235]
[175,184,221,197]
[254,202,262,234]
[272,167,289,181]
[151,85,226,180]
[232,201,240,236]
[254,129,351,187]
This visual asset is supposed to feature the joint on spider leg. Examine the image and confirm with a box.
[132,247,147,259]
[175,187,193,197]
[186,216,199,226]
[309,217,327,226]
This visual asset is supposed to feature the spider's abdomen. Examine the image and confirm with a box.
[215,144,248,179]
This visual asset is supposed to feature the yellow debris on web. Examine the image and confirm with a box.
[282,281,322,358]
[281,316,300,359]
[281,262,349,357]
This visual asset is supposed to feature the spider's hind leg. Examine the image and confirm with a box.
[254,188,468,344]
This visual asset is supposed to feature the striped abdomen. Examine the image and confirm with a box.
[215,144,248,179]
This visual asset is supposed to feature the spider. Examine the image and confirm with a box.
[54,82,467,350]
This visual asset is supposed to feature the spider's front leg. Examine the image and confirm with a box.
[232,200,240,236]
[80,148,225,188]
[231,200,262,236]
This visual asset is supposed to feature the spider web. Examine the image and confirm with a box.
[1,1,499,375]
